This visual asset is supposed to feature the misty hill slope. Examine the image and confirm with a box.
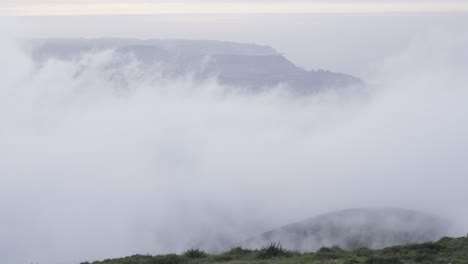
[83,236,468,264]
[244,208,451,251]
[27,38,363,93]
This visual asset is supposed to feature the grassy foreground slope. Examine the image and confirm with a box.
[83,236,468,264]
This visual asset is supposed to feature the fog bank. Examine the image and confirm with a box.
[0,30,468,264]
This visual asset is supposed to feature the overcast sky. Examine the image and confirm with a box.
[3,0,468,76]
[1,0,468,16]
[1,2,468,264]
[6,13,468,78]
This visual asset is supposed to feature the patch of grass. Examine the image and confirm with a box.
[219,246,255,260]
[182,249,207,259]
[257,243,293,259]
[153,254,185,264]
[352,247,374,257]
[87,235,468,264]
[364,256,403,264]
[315,245,346,260]
[224,247,254,256]
[344,258,361,264]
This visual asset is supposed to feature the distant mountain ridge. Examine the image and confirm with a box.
[243,208,451,252]
[27,38,363,93]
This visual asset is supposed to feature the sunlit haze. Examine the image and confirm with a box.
[1,1,468,264]
[2,0,468,16]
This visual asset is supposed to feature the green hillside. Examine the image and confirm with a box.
[82,236,468,264]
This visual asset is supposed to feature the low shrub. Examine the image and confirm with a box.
[352,247,374,257]
[182,249,207,259]
[153,254,185,264]
[257,243,293,259]
[345,258,360,264]
[316,246,346,259]
[365,256,403,264]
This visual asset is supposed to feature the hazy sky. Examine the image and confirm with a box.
[3,0,468,76]
[2,0,468,16]
[1,1,468,264]
[7,13,468,77]
[2,27,468,264]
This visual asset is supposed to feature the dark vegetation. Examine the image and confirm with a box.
[82,236,468,264]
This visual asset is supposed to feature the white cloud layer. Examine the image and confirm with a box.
[0,28,468,264]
